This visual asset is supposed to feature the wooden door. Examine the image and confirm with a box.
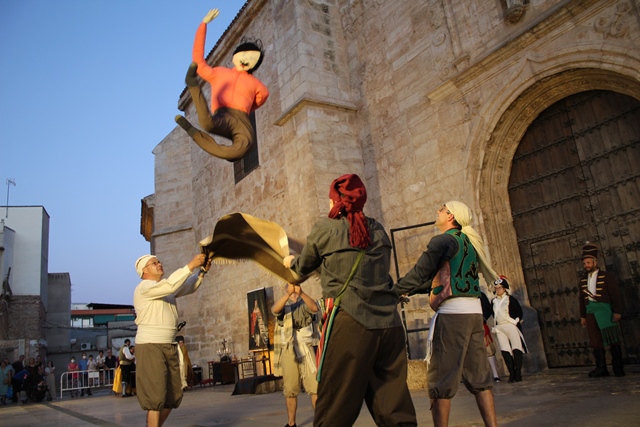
[508,90,640,367]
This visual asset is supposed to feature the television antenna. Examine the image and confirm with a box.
[5,178,15,218]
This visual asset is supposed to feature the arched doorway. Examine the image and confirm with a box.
[508,90,640,367]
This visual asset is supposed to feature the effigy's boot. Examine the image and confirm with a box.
[185,62,199,87]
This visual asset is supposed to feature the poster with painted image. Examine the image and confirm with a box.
[247,288,270,350]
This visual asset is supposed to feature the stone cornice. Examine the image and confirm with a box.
[153,223,193,238]
[274,94,358,126]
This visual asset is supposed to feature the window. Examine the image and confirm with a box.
[71,317,94,328]
[234,112,260,183]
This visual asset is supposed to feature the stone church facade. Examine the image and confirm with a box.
[142,0,640,373]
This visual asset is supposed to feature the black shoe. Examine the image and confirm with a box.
[588,367,610,378]
[185,62,199,87]
[493,377,501,382]
[285,424,297,427]
[175,115,197,137]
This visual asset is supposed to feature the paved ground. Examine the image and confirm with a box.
[2,365,639,426]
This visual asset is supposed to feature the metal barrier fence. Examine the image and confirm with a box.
[59,368,116,399]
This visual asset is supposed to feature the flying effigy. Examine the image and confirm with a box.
[175,9,269,161]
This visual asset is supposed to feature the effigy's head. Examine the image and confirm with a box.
[233,38,264,74]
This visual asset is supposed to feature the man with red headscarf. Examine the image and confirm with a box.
[284,174,416,427]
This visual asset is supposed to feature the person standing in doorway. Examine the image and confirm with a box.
[491,276,527,383]
[579,243,624,377]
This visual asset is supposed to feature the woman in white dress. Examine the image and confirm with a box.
[45,360,56,398]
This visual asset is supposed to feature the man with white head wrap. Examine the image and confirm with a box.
[133,253,211,427]
[394,201,498,427]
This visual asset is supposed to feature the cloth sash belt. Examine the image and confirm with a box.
[136,325,177,344]
[293,325,317,377]
[586,301,622,346]
[425,297,481,364]
[176,342,187,389]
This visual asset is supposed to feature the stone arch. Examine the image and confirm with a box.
[479,68,640,292]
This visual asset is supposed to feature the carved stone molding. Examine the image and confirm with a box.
[274,93,357,126]
[593,1,632,39]
[478,68,640,291]
[427,0,604,102]
[505,4,526,24]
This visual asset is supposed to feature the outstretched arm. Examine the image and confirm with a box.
[192,9,220,75]
[203,8,219,23]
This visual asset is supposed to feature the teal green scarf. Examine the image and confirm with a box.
[586,301,622,346]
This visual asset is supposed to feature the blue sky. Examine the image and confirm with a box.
[0,1,247,304]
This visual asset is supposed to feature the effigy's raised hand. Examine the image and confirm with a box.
[203,9,219,24]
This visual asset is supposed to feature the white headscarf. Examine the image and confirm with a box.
[135,255,156,278]
[444,201,497,284]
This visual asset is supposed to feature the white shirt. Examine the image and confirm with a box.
[493,294,518,325]
[587,268,599,301]
[134,266,203,344]
[122,346,135,361]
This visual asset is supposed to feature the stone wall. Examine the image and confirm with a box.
[0,295,46,361]
[151,0,640,374]
[6,295,45,341]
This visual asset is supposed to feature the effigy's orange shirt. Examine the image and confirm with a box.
[193,23,269,114]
